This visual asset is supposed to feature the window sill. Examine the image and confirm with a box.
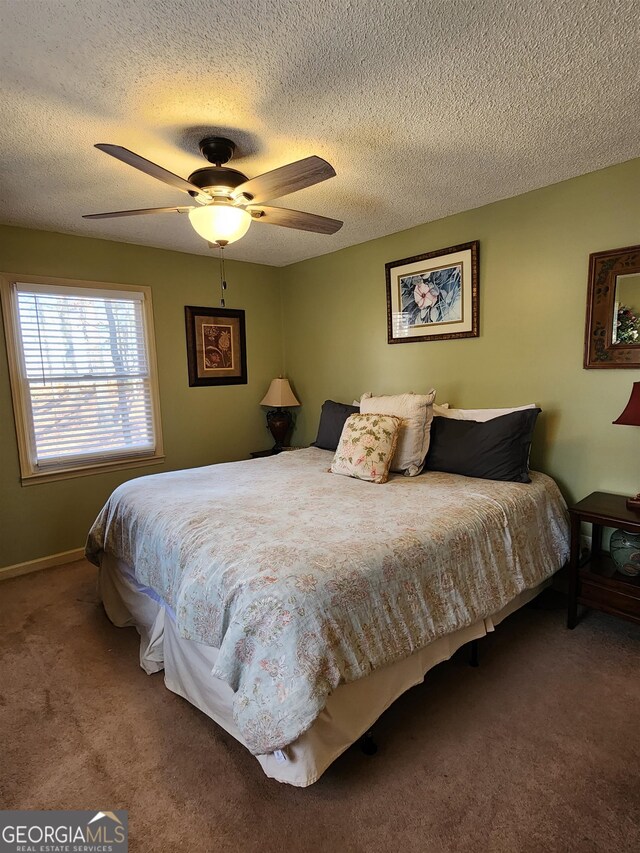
[20,454,166,486]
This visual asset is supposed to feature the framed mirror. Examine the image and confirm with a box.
[584,244,640,368]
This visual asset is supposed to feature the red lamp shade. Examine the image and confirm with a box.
[613,382,640,511]
[613,382,640,426]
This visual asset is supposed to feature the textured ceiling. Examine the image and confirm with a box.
[0,0,639,267]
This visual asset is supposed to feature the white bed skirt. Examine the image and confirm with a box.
[98,553,548,787]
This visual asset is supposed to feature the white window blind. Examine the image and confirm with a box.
[14,282,157,471]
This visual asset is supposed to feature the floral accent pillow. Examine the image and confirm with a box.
[330,413,402,484]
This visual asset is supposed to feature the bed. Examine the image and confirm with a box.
[86,446,570,786]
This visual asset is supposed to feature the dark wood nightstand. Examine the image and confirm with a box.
[568,492,640,628]
[249,447,303,459]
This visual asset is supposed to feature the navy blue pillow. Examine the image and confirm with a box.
[424,409,541,482]
[313,400,359,451]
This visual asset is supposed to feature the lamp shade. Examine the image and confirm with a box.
[188,204,252,245]
[260,377,300,408]
[613,382,640,426]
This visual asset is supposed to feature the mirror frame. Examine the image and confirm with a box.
[584,244,640,369]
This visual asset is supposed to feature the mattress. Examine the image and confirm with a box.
[99,553,549,786]
[86,447,570,755]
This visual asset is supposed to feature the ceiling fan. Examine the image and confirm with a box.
[83,136,343,246]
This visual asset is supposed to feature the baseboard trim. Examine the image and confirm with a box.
[0,547,86,581]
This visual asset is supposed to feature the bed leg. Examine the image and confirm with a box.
[469,639,480,668]
[361,731,378,755]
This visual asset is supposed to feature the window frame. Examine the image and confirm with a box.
[1,272,165,485]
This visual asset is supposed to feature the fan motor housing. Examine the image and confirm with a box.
[199,135,235,165]
[187,166,249,195]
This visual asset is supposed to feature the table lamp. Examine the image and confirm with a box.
[613,381,640,510]
[260,377,300,450]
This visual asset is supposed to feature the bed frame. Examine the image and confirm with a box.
[99,553,545,786]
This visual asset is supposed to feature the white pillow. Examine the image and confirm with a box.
[433,403,536,421]
[359,390,436,476]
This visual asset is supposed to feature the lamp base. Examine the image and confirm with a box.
[627,493,640,512]
[265,408,293,451]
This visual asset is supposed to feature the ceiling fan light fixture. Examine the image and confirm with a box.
[88,140,342,238]
[188,203,252,245]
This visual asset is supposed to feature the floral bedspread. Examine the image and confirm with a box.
[86,447,569,755]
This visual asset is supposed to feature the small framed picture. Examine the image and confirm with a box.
[184,305,247,386]
[385,241,479,343]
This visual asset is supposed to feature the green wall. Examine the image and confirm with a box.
[0,226,282,567]
[281,158,640,504]
[2,159,639,568]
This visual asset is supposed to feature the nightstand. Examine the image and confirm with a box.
[568,492,640,628]
[249,447,303,459]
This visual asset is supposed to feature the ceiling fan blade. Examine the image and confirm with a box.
[83,206,194,220]
[235,156,336,204]
[249,205,343,234]
[95,144,204,196]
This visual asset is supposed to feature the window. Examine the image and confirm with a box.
[1,274,163,483]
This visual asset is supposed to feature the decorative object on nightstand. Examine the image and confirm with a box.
[609,529,640,577]
[612,381,640,510]
[260,377,300,451]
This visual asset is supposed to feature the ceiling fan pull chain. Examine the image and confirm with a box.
[218,243,228,308]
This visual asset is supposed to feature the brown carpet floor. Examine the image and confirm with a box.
[1,560,639,853]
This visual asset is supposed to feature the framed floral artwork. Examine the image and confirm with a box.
[385,241,479,343]
[184,305,247,386]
